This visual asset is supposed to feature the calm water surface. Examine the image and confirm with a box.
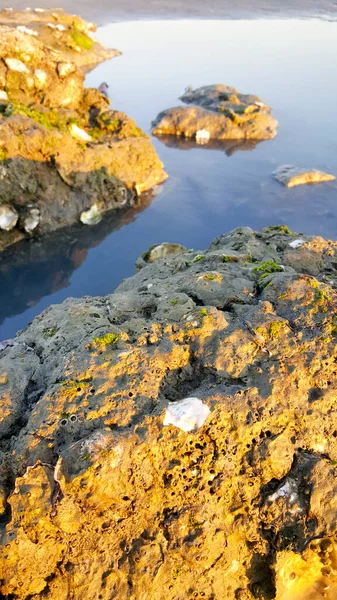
[1,18,337,339]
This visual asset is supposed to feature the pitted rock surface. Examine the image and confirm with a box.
[1,226,337,599]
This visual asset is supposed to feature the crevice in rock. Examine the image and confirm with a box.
[247,552,276,600]
[159,358,217,401]
[183,292,205,306]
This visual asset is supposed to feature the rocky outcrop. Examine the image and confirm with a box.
[1,226,337,598]
[0,14,167,252]
[0,7,120,72]
[153,84,278,143]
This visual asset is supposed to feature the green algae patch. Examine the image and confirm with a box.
[309,279,332,304]
[268,321,284,339]
[263,225,296,235]
[92,333,120,349]
[43,328,56,338]
[192,255,205,263]
[253,261,283,283]
[203,272,223,282]
[70,29,94,51]
[4,103,81,132]
[60,380,90,399]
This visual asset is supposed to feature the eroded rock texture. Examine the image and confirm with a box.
[1,226,337,598]
[0,12,166,252]
[153,84,278,143]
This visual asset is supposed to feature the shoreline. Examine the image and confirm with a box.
[7,1,337,26]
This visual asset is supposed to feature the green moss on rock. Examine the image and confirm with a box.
[92,333,120,348]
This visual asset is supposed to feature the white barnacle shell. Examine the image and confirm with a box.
[267,478,302,514]
[80,203,102,226]
[0,204,18,231]
[69,123,92,142]
[163,397,210,432]
[5,58,29,73]
[289,239,305,249]
[24,208,40,232]
[16,25,38,36]
[195,129,210,145]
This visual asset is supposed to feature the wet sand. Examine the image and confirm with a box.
[7,0,337,24]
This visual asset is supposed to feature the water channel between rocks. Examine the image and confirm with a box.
[1,17,337,340]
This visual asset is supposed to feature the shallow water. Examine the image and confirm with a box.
[1,18,337,339]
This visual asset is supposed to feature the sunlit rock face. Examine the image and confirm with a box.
[1,226,337,598]
[0,11,167,254]
[274,165,335,188]
[153,84,278,142]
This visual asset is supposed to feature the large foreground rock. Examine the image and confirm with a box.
[153,84,278,142]
[0,14,166,252]
[1,226,337,598]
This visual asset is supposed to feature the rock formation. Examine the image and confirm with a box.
[0,7,120,72]
[274,165,335,188]
[1,225,337,598]
[0,11,167,253]
[153,84,278,143]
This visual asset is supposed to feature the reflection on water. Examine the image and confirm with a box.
[1,18,337,339]
[0,195,153,330]
[155,135,264,156]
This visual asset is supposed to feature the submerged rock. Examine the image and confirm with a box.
[153,84,278,142]
[2,226,337,598]
[274,164,335,187]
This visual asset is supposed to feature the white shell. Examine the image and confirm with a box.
[57,62,75,78]
[34,69,47,87]
[195,129,210,145]
[289,239,305,249]
[16,25,38,36]
[69,123,92,142]
[0,204,18,231]
[24,208,40,233]
[5,58,29,73]
[0,91,8,101]
[80,203,102,226]
[268,479,302,515]
[163,397,210,432]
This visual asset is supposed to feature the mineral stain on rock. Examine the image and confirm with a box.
[1,226,337,598]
